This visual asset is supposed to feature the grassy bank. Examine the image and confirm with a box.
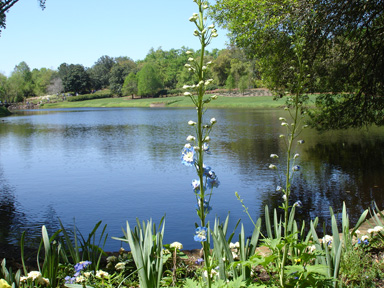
[41,95,296,109]
[0,106,11,116]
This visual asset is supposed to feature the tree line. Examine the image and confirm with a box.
[0,46,262,103]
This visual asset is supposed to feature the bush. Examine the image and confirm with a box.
[67,90,113,102]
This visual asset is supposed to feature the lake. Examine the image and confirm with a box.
[0,107,383,251]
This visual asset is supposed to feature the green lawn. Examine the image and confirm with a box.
[42,95,307,109]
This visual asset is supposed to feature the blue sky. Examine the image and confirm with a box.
[0,0,228,76]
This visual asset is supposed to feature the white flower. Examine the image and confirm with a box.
[281,122,288,126]
[188,120,196,126]
[184,63,191,68]
[202,66,207,71]
[27,271,42,281]
[269,164,277,170]
[184,143,191,149]
[361,235,369,241]
[232,251,240,260]
[19,276,28,284]
[115,262,126,271]
[204,136,210,142]
[355,229,361,234]
[186,135,195,141]
[96,270,109,279]
[229,242,240,249]
[210,118,217,124]
[322,235,333,246]
[294,153,300,159]
[374,226,383,232]
[184,92,192,96]
[76,276,86,283]
[107,256,117,263]
[208,24,215,29]
[188,57,194,62]
[170,241,183,250]
[270,154,279,159]
[279,117,286,121]
[84,272,92,278]
[308,245,316,253]
[282,194,287,201]
[186,50,193,55]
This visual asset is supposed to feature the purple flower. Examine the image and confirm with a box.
[195,258,204,265]
[65,276,76,284]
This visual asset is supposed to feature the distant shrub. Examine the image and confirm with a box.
[67,90,113,102]
[168,89,183,95]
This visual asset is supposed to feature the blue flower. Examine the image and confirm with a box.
[195,258,204,265]
[181,145,195,166]
[74,261,92,273]
[358,238,369,245]
[207,170,220,189]
[203,143,211,154]
[65,276,76,284]
[293,201,302,208]
[194,227,208,242]
[293,165,300,171]
[202,164,212,176]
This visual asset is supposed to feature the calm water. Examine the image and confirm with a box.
[0,107,383,251]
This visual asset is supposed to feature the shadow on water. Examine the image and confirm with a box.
[258,131,384,236]
[0,163,61,250]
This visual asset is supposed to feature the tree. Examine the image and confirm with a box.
[31,68,56,96]
[109,57,136,96]
[6,61,33,101]
[60,64,91,94]
[225,74,235,92]
[137,63,163,98]
[88,55,115,90]
[210,0,384,129]
[0,0,46,34]
[122,72,138,97]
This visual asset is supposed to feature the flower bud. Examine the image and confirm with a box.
[281,122,288,126]
[269,164,277,170]
[211,95,218,100]
[184,92,192,96]
[186,135,196,141]
[204,136,210,142]
[186,50,193,55]
[210,118,217,124]
[188,120,196,126]
[270,154,279,159]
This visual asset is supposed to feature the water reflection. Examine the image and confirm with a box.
[0,108,383,250]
